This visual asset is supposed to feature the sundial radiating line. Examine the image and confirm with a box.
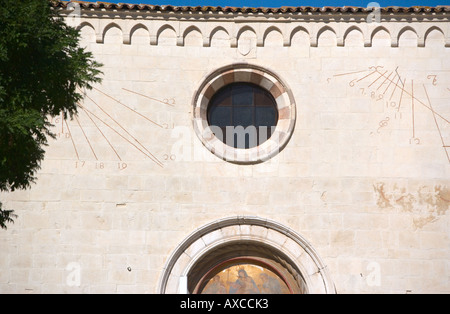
[79,104,164,168]
[122,88,175,107]
[382,68,398,95]
[377,71,393,91]
[411,80,415,139]
[423,85,450,164]
[74,114,98,160]
[81,91,163,167]
[64,119,79,160]
[390,76,401,101]
[389,68,403,101]
[368,70,387,88]
[356,69,378,82]
[332,69,370,77]
[93,87,164,128]
[80,106,122,161]
[397,76,406,112]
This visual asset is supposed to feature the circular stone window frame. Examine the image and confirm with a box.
[193,63,296,164]
[157,216,336,294]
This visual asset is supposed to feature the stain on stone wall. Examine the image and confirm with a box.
[373,182,450,229]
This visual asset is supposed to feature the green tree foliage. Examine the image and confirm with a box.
[0,0,102,229]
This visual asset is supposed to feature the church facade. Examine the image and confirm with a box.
[0,1,449,293]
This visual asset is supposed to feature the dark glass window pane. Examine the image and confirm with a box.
[209,106,231,127]
[232,84,254,106]
[255,107,277,127]
[254,88,274,106]
[212,86,232,106]
[233,107,253,128]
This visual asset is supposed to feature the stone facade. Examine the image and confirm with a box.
[0,2,449,294]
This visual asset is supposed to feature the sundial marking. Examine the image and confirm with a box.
[331,65,450,164]
[51,86,175,169]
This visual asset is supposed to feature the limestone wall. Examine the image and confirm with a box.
[0,4,449,294]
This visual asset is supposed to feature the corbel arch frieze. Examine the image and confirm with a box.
[128,22,151,45]
[178,24,204,46]
[71,14,449,48]
[286,25,310,47]
[342,25,367,47]
[154,23,179,46]
[207,25,232,47]
[261,25,285,47]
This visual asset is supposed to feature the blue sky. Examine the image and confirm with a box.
[96,0,449,7]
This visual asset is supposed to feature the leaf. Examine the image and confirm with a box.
[0,202,17,230]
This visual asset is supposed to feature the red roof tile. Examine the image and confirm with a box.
[53,0,450,14]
